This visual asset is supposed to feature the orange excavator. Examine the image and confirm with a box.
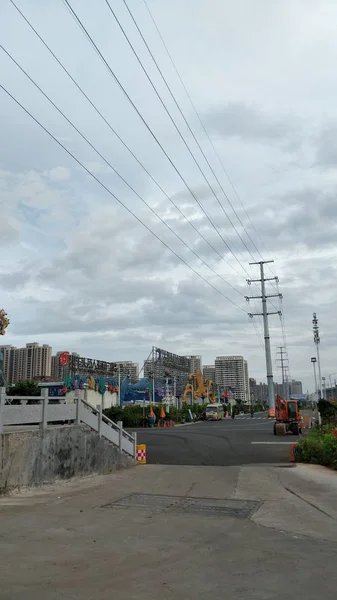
[274,395,302,436]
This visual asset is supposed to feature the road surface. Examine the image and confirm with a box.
[137,412,294,465]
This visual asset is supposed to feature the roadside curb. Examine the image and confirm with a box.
[175,422,196,428]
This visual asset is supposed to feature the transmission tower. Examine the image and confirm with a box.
[276,346,289,399]
[246,260,282,411]
[312,313,322,400]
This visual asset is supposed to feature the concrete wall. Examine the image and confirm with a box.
[0,425,134,493]
[65,389,118,410]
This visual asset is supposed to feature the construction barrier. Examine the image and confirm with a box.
[268,408,276,418]
[137,444,147,464]
[157,419,176,428]
[289,443,296,463]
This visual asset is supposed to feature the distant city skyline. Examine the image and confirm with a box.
[1,340,305,394]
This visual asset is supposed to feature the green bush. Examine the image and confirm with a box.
[318,400,337,425]
[295,429,337,469]
[104,405,144,428]
[103,402,208,427]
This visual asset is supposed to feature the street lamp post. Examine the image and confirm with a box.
[311,357,318,405]
[117,364,121,407]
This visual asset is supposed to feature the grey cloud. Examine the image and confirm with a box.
[201,103,302,147]
[315,123,337,167]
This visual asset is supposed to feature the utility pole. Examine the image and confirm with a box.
[246,260,282,413]
[312,313,322,400]
[322,377,326,400]
[277,347,289,399]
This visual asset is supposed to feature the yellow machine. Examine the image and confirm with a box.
[182,369,215,403]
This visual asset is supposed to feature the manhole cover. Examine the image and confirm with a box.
[101,493,261,518]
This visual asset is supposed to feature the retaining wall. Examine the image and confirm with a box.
[0,425,135,493]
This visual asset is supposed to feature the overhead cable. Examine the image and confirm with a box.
[0,82,247,314]
[7,0,248,281]
[61,0,256,282]
[106,0,257,264]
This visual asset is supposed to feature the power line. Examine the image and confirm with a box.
[0,82,248,314]
[9,2,278,315]
[142,0,277,281]
[142,0,273,261]
[0,43,247,299]
[61,0,255,282]
[62,0,281,313]
[108,0,258,264]
[7,0,247,282]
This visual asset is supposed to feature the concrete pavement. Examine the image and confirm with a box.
[1,462,337,599]
[1,414,336,598]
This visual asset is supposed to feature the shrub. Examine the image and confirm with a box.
[103,403,207,427]
[318,400,337,425]
[295,429,337,469]
[104,405,144,428]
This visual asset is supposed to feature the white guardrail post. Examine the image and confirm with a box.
[133,432,137,459]
[117,420,123,452]
[75,390,81,425]
[0,386,6,433]
[40,388,48,431]
[97,404,102,437]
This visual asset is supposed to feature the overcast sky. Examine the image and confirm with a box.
[1,0,337,392]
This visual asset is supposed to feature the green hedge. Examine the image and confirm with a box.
[103,403,207,428]
[295,428,337,469]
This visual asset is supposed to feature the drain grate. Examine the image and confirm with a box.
[101,493,261,518]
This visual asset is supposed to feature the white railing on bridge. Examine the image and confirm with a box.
[0,388,136,458]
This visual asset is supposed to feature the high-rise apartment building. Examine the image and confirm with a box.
[50,351,80,381]
[215,355,250,404]
[203,365,215,383]
[290,380,303,395]
[0,343,52,384]
[0,345,16,384]
[116,361,139,384]
[184,355,202,374]
[249,378,257,403]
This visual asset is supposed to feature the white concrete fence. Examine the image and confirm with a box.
[0,387,137,458]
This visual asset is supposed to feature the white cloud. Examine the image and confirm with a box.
[1,0,337,391]
[46,166,71,181]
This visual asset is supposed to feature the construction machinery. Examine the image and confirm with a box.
[274,395,302,435]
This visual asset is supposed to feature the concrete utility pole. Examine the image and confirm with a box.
[322,377,326,400]
[246,260,282,412]
[277,346,289,399]
[312,313,322,400]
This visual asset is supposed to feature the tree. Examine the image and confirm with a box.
[8,380,41,397]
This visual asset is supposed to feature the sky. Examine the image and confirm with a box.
[1,0,337,392]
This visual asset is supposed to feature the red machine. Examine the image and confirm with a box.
[274,395,302,436]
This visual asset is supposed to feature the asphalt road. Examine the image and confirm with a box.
[137,412,295,465]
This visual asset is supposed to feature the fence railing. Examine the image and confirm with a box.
[0,388,137,458]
